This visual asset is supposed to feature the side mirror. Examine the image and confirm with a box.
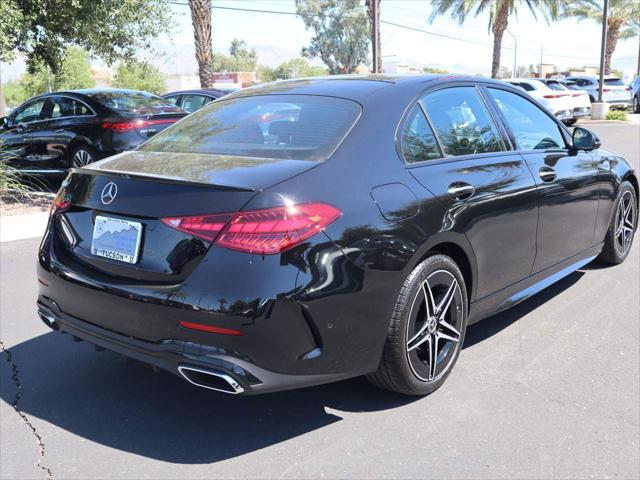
[572,127,601,151]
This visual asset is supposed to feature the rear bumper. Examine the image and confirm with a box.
[572,106,591,118]
[554,109,573,120]
[37,296,364,395]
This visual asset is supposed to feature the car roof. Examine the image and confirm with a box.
[226,74,508,102]
[163,88,236,97]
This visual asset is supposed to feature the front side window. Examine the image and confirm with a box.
[140,94,361,162]
[488,88,566,151]
[400,104,441,163]
[12,99,47,124]
[181,94,212,113]
[421,87,504,157]
[50,97,93,118]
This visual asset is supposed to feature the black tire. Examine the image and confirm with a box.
[70,144,97,168]
[634,95,640,114]
[563,119,577,126]
[597,181,637,265]
[367,254,468,396]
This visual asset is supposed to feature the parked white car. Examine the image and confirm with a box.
[504,78,574,123]
[565,75,632,109]
[540,79,591,125]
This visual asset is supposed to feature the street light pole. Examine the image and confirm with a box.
[506,29,517,78]
[598,0,609,102]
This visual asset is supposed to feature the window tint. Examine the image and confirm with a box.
[181,94,212,113]
[422,87,504,157]
[89,91,183,115]
[603,78,625,86]
[488,88,566,151]
[50,97,93,118]
[12,100,47,124]
[164,95,180,105]
[573,79,592,87]
[401,105,441,163]
[140,94,361,162]
[545,81,566,91]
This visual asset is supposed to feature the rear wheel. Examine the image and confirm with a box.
[634,95,640,114]
[367,254,468,396]
[563,119,577,126]
[598,181,637,264]
[71,145,96,168]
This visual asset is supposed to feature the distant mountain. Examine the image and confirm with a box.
[94,226,138,252]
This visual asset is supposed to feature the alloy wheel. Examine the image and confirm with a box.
[406,269,464,382]
[614,190,636,257]
[73,149,93,167]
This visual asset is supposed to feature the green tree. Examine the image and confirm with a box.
[214,39,258,72]
[0,0,24,114]
[112,61,166,95]
[296,0,370,74]
[257,58,327,82]
[54,47,96,91]
[564,0,640,75]
[3,0,172,74]
[429,0,565,79]
[424,66,449,74]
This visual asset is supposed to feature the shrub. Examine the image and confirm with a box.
[605,110,628,121]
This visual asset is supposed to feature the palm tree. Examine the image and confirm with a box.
[188,0,214,88]
[428,0,565,79]
[565,0,640,75]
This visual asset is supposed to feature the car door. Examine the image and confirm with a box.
[485,86,600,274]
[405,85,539,299]
[0,98,48,169]
[27,95,99,170]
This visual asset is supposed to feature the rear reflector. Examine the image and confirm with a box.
[162,202,341,254]
[179,320,243,336]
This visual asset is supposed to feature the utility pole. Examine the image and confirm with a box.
[539,46,543,78]
[598,0,609,102]
[368,0,381,73]
[636,33,639,77]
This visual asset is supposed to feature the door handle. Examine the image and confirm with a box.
[447,182,475,200]
[539,166,557,182]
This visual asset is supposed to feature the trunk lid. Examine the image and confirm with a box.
[52,151,317,282]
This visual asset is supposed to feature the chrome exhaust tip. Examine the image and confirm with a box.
[38,311,58,330]
[177,366,245,394]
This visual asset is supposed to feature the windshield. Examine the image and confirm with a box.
[545,81,567,91]
[89,91,183,116]
[603,78,625,86]
[140,94,361,161]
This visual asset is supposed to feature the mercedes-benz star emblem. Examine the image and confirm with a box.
[101,182,118,205]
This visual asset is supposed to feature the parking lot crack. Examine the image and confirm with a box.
[0,341,54,480]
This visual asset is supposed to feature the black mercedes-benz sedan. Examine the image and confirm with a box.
[0,89,186,175]
[37,75,638,396]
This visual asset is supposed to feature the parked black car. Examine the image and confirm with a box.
[38,75,637,396]
[0,89,187,174]
[163,88,237,113]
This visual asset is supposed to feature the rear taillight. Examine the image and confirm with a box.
[102,119,177,132]
[162,202,342,254]
[51,191,70,214]
[543,94,567,99]
[603,88,611,92]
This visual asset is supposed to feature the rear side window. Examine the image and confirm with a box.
[422,87,504,157]
[401,105,442,163]
[140,94,361,162]
[50,97,93,118]
[181,94,212,112]
[89,91,183,116]
[488,88,566,151]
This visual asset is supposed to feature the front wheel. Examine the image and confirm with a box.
[634,95,640,114]
[367,254,468,396]
[598,181,637,265]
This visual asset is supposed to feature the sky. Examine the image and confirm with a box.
[3,0,640,81]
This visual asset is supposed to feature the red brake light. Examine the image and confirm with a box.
[102,119,177,132]
[162,202,342,254]
[543,94,565,99]
[51,191,70,214]
[603,88,611,92]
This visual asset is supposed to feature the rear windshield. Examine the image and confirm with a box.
[603,78,625,86]
[139,94,361,161]
[89,91,183,116]
[545,81,566,91]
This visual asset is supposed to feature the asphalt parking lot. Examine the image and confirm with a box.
[1,121,638,480]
